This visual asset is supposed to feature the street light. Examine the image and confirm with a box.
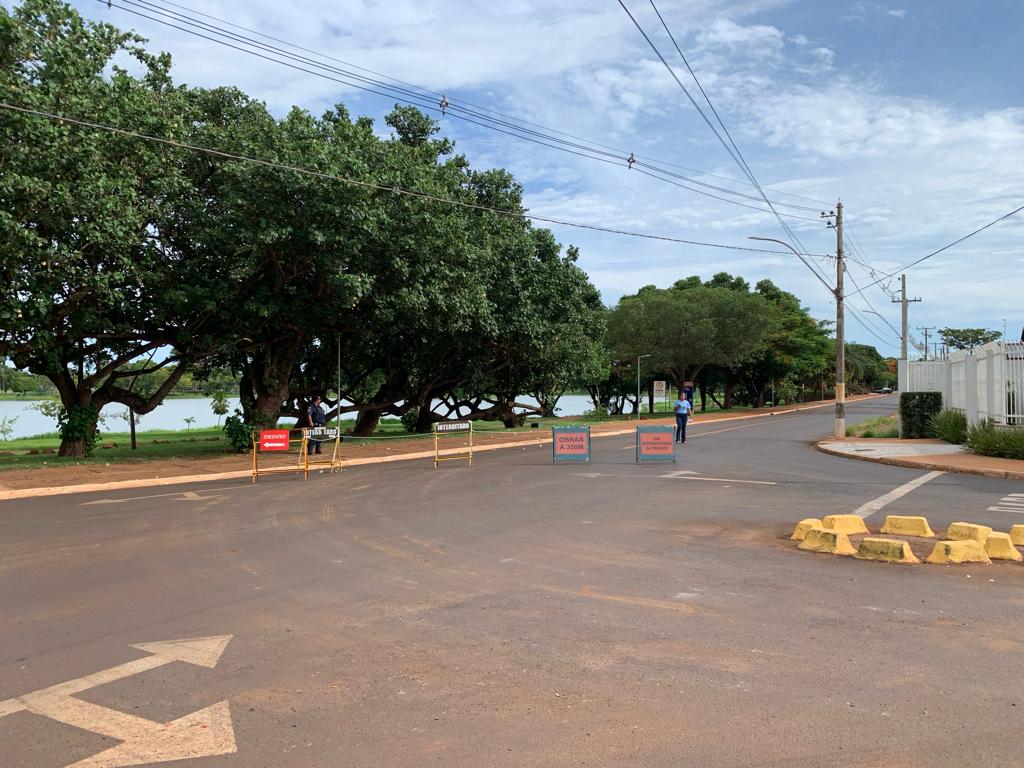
[636,354,652,421]
[750,234,845,439]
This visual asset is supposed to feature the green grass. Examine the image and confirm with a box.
[845,413,900,439]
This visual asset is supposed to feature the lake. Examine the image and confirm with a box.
[0,393,615,440]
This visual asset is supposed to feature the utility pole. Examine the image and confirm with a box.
[636,354,651,420]
[891,274,921,360]
[834,201,845,439]
[917,326,935,361]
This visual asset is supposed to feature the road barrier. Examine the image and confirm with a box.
[821,514,869,535]
[944,522,993,544]
[798,528,856,556]
[880,515,936,538]
[854,537,920,564]
[984,533,1023,561]
[635,425,676,464]
[433,420,473,468]
[1010,525,1024,546]
[926,539,991,564]
[252,427,341,482]
[790,518,823,541]
[551,426,591,463]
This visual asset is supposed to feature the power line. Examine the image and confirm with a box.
[0,101,831,258]
[98,0,824,219]
[845,203,1024,298]
[618,0,835,292]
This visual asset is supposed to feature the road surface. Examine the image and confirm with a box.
[2,395,1022,767]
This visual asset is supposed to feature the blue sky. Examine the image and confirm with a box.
[70,0,1024,357]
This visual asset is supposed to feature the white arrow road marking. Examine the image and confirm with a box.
[0,636,236,768]
[852,471,944,519]
[987,492,1024,513]
[81,487,248,506]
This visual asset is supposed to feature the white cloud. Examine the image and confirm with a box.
[887,8,907,18]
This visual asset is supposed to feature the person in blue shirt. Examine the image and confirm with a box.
[673,391,694,443]
[307,395,327,455]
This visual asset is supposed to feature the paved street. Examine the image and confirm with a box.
[2,396,1023,767]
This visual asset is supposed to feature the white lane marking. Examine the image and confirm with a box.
[81,488,242,506]
[573,470,775,486]
[987,493,1024,513]
[0,636,236,768]
[852,471,944,519]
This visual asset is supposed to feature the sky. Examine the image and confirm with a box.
[69,0,1024,357]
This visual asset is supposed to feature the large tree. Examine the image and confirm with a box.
[938,328,1002,351]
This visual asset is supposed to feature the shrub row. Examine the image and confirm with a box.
[930,409,968,444]
[966,421,1024,460]
[899,391,942,438]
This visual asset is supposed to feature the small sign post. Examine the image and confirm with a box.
[433,421,473,468]
[635,425,677,464]
[551,425,591,463]
[653,380,667,414]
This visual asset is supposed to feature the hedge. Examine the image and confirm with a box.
[899,391,942,438]
[966,421,1024,460]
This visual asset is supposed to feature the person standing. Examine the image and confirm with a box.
[673,390,694,443]
[307,395,327,455]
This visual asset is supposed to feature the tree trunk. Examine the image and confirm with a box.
[648,384,655,416]
[415,406,436,433]
[698,379,708,413]
[352,409,381,436]
[129,408,137,450]
[723,382,734,410]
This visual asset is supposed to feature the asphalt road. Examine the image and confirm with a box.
[2,395,1023,767]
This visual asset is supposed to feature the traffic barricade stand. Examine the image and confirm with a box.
[635,425,677,464]
[433,420,473,468]
[552,425,591,463]
[300,426,342,478]
[252,427,340,482]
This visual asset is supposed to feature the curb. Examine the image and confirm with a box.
[814,441,1024,481]
[0,395,885,502]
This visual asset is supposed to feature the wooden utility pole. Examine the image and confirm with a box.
[834,201,845,439]
[917,326,935,361]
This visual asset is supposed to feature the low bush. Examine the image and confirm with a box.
[966,421,1024,460]
[899,391,942,438]
[930,409,968,444]
[222,411,253,453]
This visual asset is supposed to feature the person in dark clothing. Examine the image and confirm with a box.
[307,396,327,454]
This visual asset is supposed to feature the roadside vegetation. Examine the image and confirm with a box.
[930,409,968,444]
[966,421,1024,460]
[846,414,900,439]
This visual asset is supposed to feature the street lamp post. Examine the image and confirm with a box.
[750,233,845,439]
[636,354,651,421]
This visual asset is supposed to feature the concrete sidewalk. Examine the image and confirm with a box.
[818,437,1024,480]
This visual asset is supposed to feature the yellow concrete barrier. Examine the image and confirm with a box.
[1010,525,1024,547]
[984,533,1023,562]
[799,528,857,556]
[879,515,935,538]
[791,518,823,541]
[821,514,869,535]
[854,537,920,564]
[925,540,992,565]
[944,522,993,544]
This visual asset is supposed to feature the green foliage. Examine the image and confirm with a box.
[939,328,1002,350]
[966,421,1024,460]
[222,412,252,453]
[400,409,419,433]
[846,414,900,438]
[930,409,968,444]
[211,390,229,426]
[899,391,943,438]
[0,415,17,440]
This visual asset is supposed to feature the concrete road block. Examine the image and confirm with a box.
[799,528,856,556]
[925,540,992,565]
[791,518,823,541]
[944,522,994,544]
[821,514,869,535]
[880,515,936,538]
[854,537,920,564]
[1010,525,1024,547]
[984,532,1023,562]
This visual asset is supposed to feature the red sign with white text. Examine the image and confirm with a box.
[554,430,589,455]
[638,430,674,455]
[260,429,290,451]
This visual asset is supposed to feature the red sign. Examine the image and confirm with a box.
[638,430,674,455]
[260,429,290,451]
[554,431,589,455]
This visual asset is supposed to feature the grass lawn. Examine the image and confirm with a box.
[846,414,900,439]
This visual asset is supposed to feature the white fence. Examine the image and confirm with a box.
[903,341,1024,426]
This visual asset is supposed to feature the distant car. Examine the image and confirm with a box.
[878,386,893,394]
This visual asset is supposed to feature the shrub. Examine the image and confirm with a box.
[966,421,1024,460]
[899,391,942,438]
[930,409,967,444]
[223,411,253,453]
[400,409,419,433]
